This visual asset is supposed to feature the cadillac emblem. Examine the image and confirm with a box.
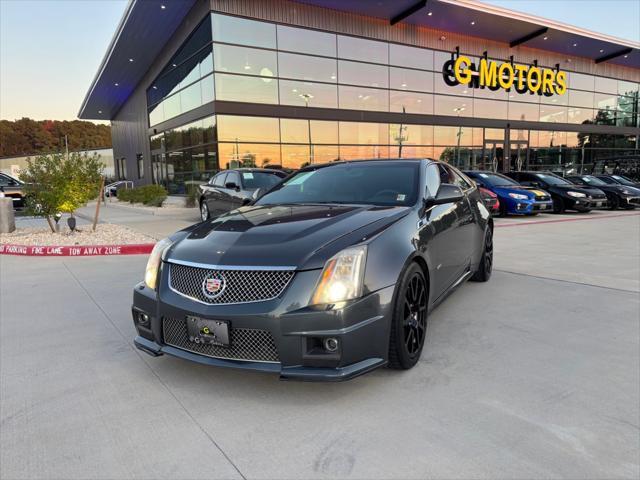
[202,273,225,299]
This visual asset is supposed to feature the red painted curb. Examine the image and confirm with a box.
[0,243,155,256]
[495,212,640,228]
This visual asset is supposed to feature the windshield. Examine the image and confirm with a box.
[241,171,284,190]
[536,173,571,185]
[256,162,420,207]
[611,175,635,186]
[580,176,607,186]
[474,172,519,187]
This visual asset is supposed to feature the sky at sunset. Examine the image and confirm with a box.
[1,0,638,123]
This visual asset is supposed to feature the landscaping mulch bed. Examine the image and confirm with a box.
[0,224,155,246]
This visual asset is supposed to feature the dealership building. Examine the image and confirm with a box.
[78,0,640,194]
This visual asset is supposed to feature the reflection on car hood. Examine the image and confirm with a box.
[492,186,537,197]
[168,203,411,270]
[550,185,605,195]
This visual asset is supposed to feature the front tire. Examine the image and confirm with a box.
[200,200,210,221]
[388,263,428,370]
[552,196,565,214]
[609,196,619,210]
[471,226,493,282]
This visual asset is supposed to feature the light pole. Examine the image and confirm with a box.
[453,106,465,167]
[299,93,314,164]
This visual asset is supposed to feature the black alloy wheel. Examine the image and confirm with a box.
[471,226,493,282]
[388,263,428,369]
[200,200,210,221]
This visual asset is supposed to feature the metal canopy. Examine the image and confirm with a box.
[78,0,196,120]
[296,0,639,68]
[79,0,639,121]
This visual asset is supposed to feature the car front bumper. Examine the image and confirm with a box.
[506,198,553,215]
[131,268,395,381]
[622,196,640,207]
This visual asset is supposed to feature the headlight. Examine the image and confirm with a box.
[144,238,173,289]
[567,191,586,198]
[311,245,367,305]
[621,189,632,195]
[508,193,529,200]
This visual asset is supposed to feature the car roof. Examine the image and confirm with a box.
[223,168,286,175]
[296,158,434,172]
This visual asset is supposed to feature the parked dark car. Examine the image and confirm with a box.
[198,168,288,220]
[0,173,26,209]
[133,159,493,381]
[506,171,607,213]
[465,170,553,215]
[594,174,640,189]
[478,186,500,215]
[566,175,640,210]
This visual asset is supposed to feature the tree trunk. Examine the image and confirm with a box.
[45,215,56,233]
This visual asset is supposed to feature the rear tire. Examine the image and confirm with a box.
[388,263,428,370]
[471,226,493,282]
[200,200,210,221]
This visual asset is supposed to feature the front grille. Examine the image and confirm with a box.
[535,195,550,201]
[162,317,280,363]
[168,262,294,305]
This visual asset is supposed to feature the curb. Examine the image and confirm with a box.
[0,243,155,256]
[84,201,196,217]
[495,211,640,228]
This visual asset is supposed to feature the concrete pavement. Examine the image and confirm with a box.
[1,211,639,479]
[75,202,200,240]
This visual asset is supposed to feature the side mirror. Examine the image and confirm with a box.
[225,181,239,190]
[425,184,464,208]
[241,197,252,206]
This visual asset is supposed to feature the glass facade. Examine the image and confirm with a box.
[143,12,639,192]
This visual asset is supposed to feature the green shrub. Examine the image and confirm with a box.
[118,184,167,206]
[20,152,104,232]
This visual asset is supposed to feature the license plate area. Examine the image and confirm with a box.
[186,316,230,347]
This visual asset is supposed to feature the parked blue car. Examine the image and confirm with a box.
[464,171,554,216]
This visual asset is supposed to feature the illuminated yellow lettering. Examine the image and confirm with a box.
[555,71,567,95]
[454,55,472,84]
[479,59,497,87]
[498,63,514,89]
[527,66,541,93]
[514,65,528,90]
[541,69,554,95]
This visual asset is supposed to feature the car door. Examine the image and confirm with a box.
[224,171,244,211]
[418,164,472,300]
[206,172,228,214]
[447,165,477,271]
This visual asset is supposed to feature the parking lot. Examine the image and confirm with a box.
[1,210,639,479]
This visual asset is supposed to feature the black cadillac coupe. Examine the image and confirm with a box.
[132,159,493,381]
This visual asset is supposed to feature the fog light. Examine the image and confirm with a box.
[323,337,339,352]
[137,312,150,327]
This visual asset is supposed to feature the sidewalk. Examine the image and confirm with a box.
[76,202,200,240]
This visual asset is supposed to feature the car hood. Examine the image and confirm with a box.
[492,186,537,198]
[167,203,412,270]
[549,184,605,196]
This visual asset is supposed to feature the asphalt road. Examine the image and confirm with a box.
[1,210,639,479]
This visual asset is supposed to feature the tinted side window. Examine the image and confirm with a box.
[425,164,440,197]
[226,171,241,187]
[450,167,472,190]
[0,175,11,187]
[213,172,227,187]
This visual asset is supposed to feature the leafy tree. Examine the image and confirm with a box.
[20,152,104,232]
[0,118,111,157]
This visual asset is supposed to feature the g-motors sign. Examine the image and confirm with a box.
[442,52,567,97]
